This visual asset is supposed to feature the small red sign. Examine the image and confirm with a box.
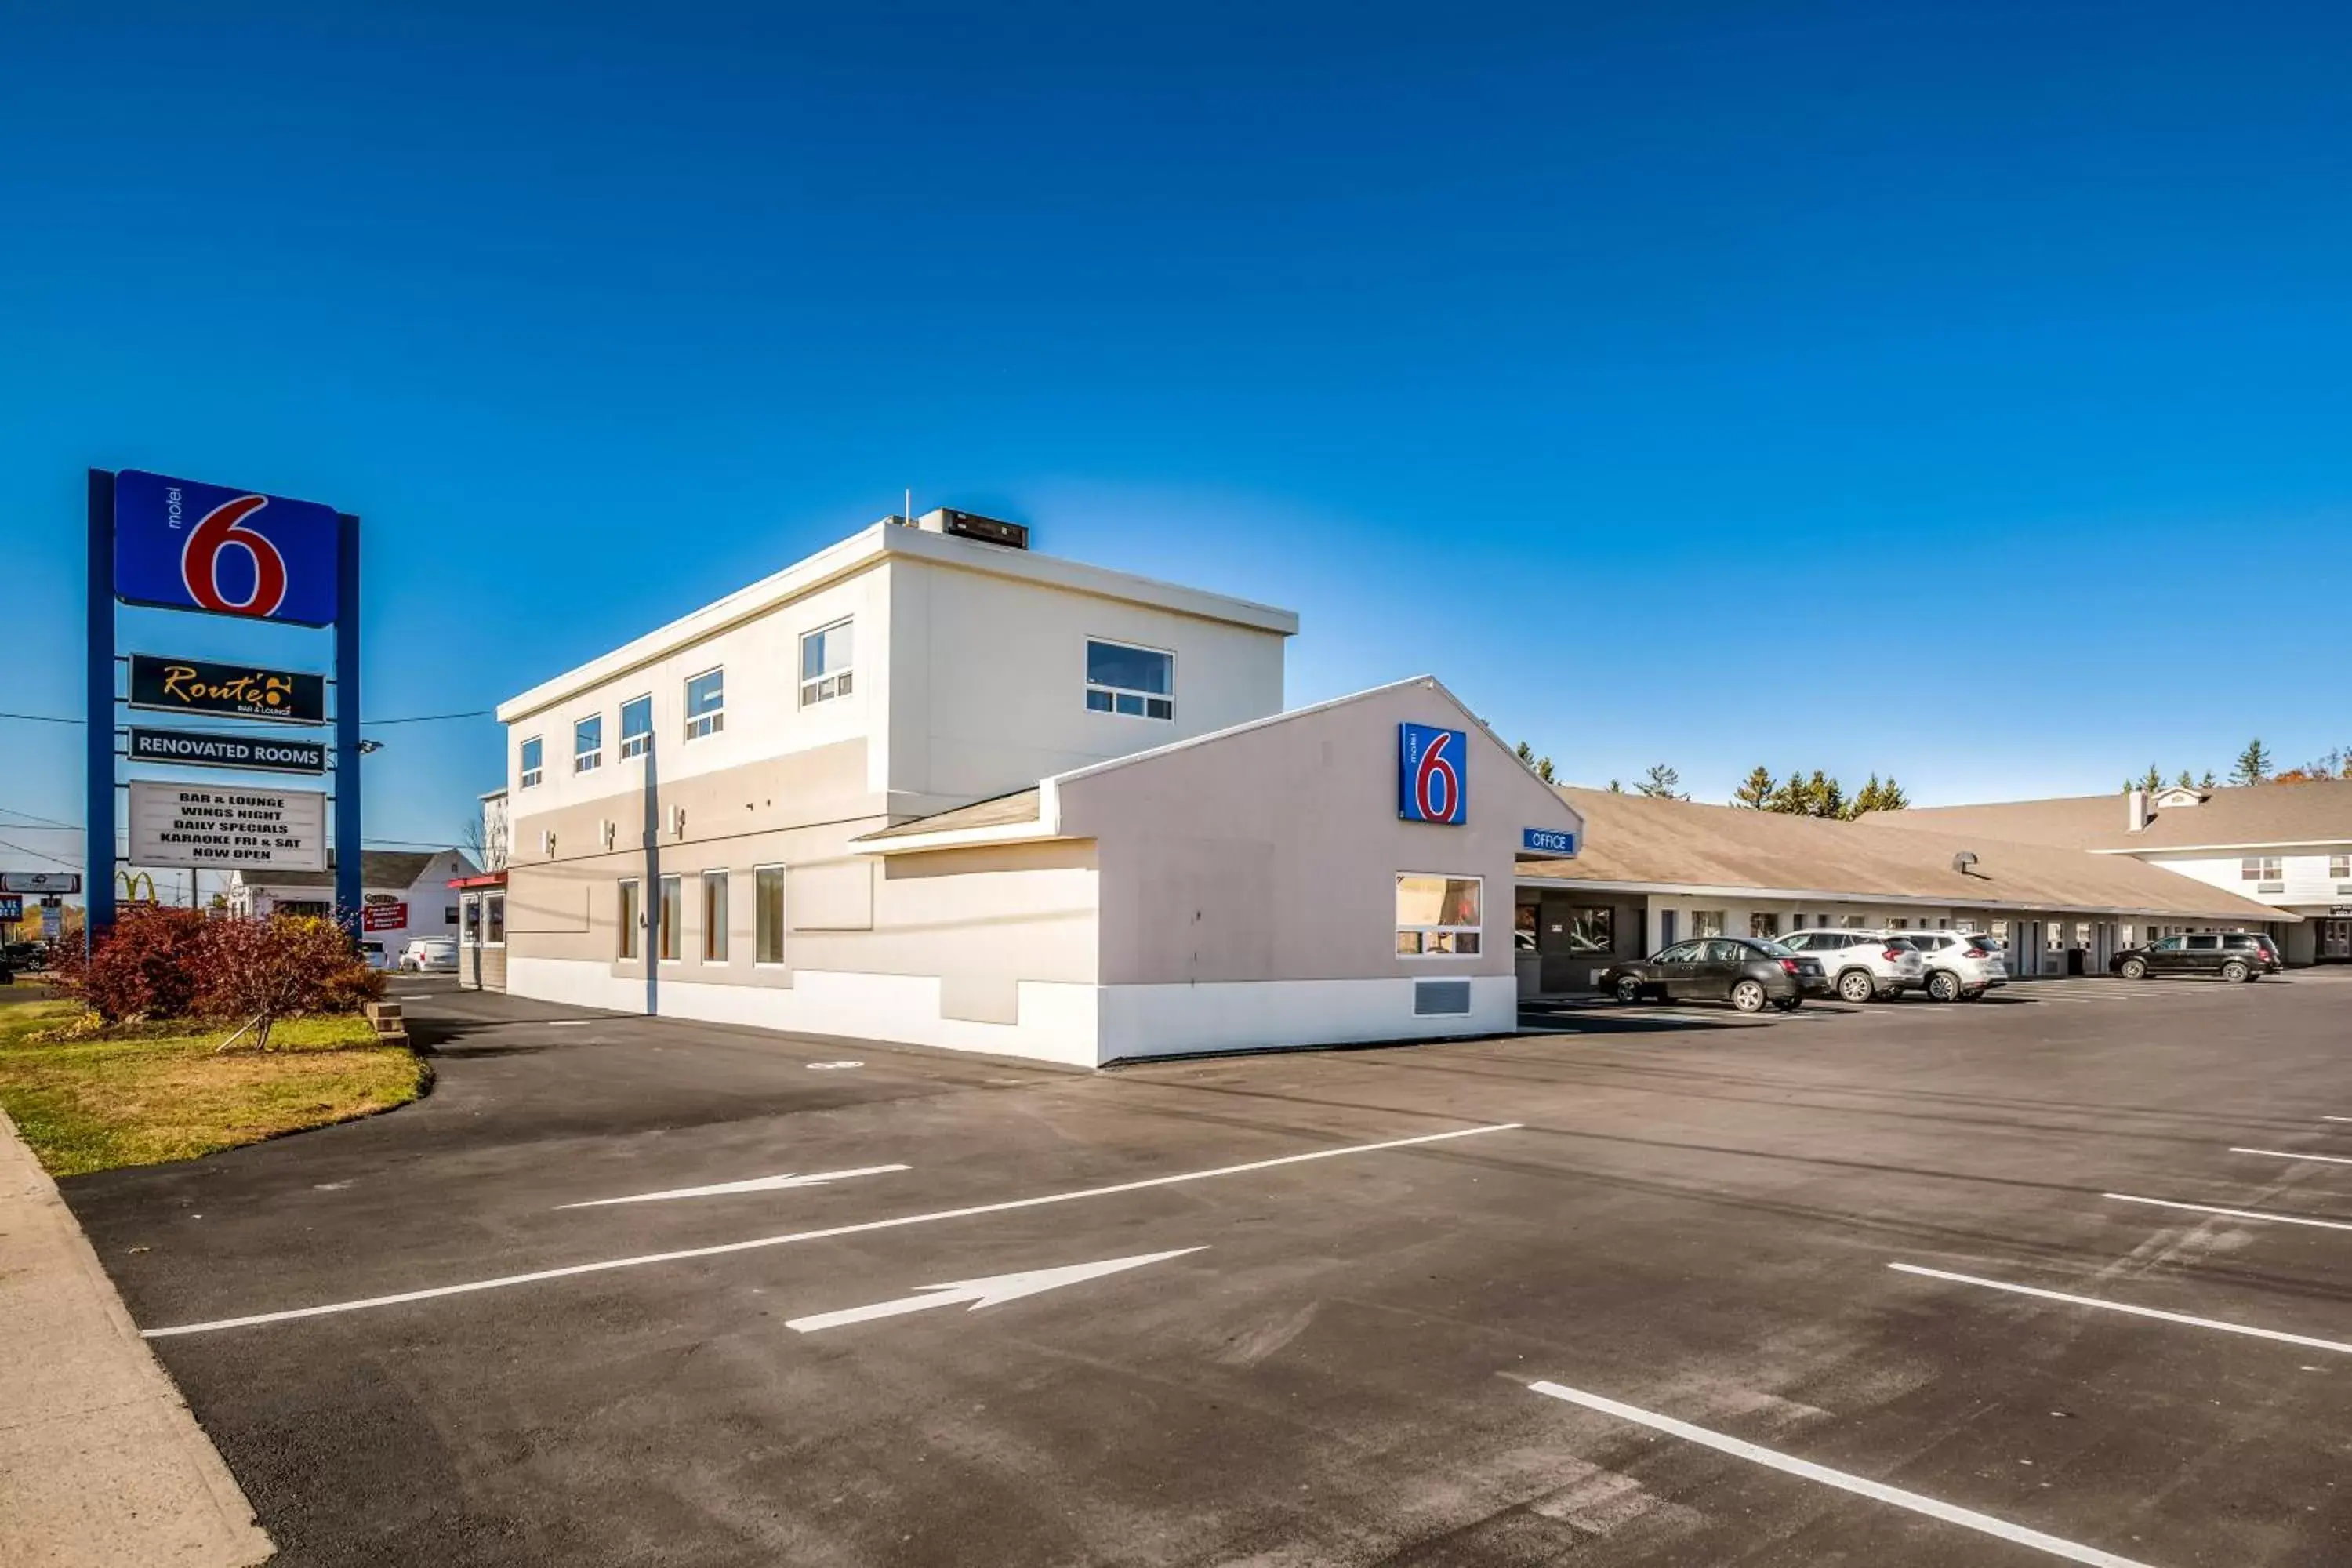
[361,902,408,931]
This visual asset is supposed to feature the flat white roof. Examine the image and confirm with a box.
[496,521,1298,724]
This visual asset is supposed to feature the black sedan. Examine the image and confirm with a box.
[1602,937,1823,1013]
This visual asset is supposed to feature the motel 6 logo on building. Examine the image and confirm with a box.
[1398,723,1468,825]
[114,470,342,627]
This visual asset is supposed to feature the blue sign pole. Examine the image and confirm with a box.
[333,511,362,931]
[85,470,117,941]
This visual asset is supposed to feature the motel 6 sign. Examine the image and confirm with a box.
[114,470,342,626]
[1398,723,1468,825]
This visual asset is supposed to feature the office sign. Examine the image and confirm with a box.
[128,654,325,725]
[0,896,20,921]
[0,872,80,894]
[127,781,327,871]
[129,728,327,775]
[1397,724,1468,825]
[1520,826,1579,857]
[361,902,408,932]
[114,470,341,626]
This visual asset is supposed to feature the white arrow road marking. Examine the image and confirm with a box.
[140,1123,1515,1337]
[2231,1146,2352,1166]
[557,1165,909,1210]
[1526,1380,2158,1567]
[786,1247,1203,1333]
[1889,1262,2352,1355]
[806,1061,863,1070]
[2325,1116,2352,1123]
[2105,1192,2352,1232]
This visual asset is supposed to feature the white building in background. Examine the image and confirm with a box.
[230,848,476,956]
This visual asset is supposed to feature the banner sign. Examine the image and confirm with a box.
[361,902,408,931]
[1520,826,1578,857]
[114,470,341,626]
[0,872,80,894]
[129,728,328,775]
[126,781,328,871]
[0,896,20,921]
[1397,723,1468,825]
[127,654,325,725]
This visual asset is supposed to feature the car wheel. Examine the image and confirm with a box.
[1926,971,1961,1004]
[2222,960,2250,984]
[1771,996,1802,1012]
[2120,957,2148,980]
[1730,979,1769,1014]
[1836,969,1875,1004]
[1613,975,1644,1004]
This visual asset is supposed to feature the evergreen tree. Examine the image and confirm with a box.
[2199,770,2217,789]
[1732,766,1777,810]
[2230,739,2273,786]
[1846,774,1910,818]
[1606,779,1624,793]
[2139,764,2163,795]
[2176,769,2196,789]
[1635,764,1685,800]
[1513,741,1558,783]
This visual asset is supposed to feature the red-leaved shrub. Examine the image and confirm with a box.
[50,905,212,1022]
[193,916,381,1048]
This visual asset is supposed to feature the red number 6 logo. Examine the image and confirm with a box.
[181,495,289,617]
[1415,733,1461,822]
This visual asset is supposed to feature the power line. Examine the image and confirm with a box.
[0,837,80,869]
[0,807,81,831]
[0,710,82,725]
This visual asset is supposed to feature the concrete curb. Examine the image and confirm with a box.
[0,1107,272,1567]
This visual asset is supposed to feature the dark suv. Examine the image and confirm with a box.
[2111,932,2281,983]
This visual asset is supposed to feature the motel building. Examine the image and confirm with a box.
[481,510,2288,1068]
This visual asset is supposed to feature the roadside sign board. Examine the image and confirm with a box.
[42,906,60,941]
[0,872,80,894]
[128,654,325,725]
[129,728,328,775]
[361,902,408,932]
[114,470,341,626]
[127,781,328,871]
[1397,723,1468,825]
[0,896,20,921]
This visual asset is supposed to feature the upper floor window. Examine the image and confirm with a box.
[619,695,653,760]
[2332,853,2350,881]
[800,619,854,707]
[2241,856,2283,881]
[519,736,543,789]
[574,714,603,773]
[685,668,724,739]
[1086,639,1174,720]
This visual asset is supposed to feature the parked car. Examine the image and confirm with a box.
[1902,931,2009,1002]
[358,940,395,971]
[2112,932,2281,983]
[1778,930,1926,1002]
[1601,937,1820,1014]
[399,937,459,973]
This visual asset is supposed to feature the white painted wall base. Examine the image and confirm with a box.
[1096,975,1518,1065]
[503,956,1099,1069]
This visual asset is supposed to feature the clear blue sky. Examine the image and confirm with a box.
[6,1,2350,884]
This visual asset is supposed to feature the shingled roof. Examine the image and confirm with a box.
[1864,779,2352,853]
[1519,789,2288,920]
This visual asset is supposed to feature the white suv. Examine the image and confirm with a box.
[1903,931,2008,1001]
[1780,930,1926,1002]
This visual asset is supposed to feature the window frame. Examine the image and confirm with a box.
[573,713,604,774]
[684,666,725,741]
[484,893,506,948]
[619,693,654,760]
[1394,871,1483,959]
[1690,909,1727,939]
[1083,637,1177,721]
[617,877,642,960]
[2241,855,2283,881]
[657,875,681,963]
[753,864,786,965]
[799,618,855,708]
[461,895,481,943]
[701,870,728,963]
[518,736,543,790]
[2331,852,2351,881]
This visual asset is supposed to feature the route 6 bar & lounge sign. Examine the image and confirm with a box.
[127,781,328,871]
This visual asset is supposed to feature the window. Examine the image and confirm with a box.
[619,695,653,760]
[1704,939,1746,964]
[755,866,786,964]
[485,895,505,946]
[519,736,543,789]
[1514,903,1538,952]
[1396,873,1482,956]
[618,878,641,960]
[461,896,481,942]
[702,873,728,962]
[658,876,681,961]
[1889,917,1909,930]
[1570,906,1614,953]
[1842,913,1868,928]
[1085,639,1174,720]
[685,668,724,739]
[1749,912,1780,938]
[2187,935,2223,952]
[1691,910,1726,938]
[2332,852,2351,883]
[574,714,603,773]
[2241,856,2283,881]
[800,619,855,706]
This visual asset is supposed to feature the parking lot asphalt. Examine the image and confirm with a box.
[61,971,2352,1567]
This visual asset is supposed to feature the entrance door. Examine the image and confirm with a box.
[1658,909,1678,955]
[2324,920,2352,962]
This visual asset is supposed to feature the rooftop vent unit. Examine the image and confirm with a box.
[1951,851,1980,876]
[916,507,1029,551]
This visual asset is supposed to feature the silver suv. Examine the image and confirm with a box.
[1780,930,1926,1002]
[1900,931,2008,1001]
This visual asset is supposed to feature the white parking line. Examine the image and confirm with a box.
[1889,1262,2352,1356]
[2231,1147,2352,1166]
[1526,1380,2157,1567]
[2325,1116,2352,1123]
[557,1164,909,1209]
[2104,1193,2352,1232]
[140,1122,1519,1338]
